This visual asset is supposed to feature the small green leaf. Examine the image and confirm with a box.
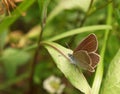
[100,49,120,94]
[43,41,91,94]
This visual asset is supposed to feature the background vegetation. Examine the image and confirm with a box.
[0,0,120,94]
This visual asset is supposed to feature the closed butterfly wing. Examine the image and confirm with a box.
[73,34,98,53]
[73,50,94,72]
[89,52,100,68]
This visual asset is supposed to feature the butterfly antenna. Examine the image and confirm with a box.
[65,42,71,49]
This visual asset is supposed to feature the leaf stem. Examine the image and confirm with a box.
[41,41,69,60]
[28,0,50,93]
[28,25,44,94]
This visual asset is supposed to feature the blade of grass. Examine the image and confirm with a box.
[23,25,112,52]
[92,3,113,94]
[45,25,112,42]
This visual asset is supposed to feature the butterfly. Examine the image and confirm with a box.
[68,33,100,72]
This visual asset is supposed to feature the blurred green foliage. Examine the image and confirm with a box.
[0,0,120,94]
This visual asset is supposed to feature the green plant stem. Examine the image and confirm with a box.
[28,8,45,94]
[28,25,43,94]
[28,0,50,93]
[89,0,113,16]
[92,3,113,94]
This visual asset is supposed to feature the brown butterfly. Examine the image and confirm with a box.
[68,33,100,72]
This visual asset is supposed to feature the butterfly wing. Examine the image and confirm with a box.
[73,34,98,53]
[89,52,100,68]
[73,50,94,72]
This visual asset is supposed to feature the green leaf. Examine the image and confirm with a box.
[100,49,120,94]
[0,48,31,79]
[43,41,91,94]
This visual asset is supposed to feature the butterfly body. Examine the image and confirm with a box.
[68,34,100,72]
[68,53,80,66]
